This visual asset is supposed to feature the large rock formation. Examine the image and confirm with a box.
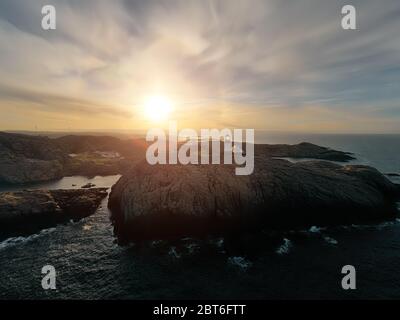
[0,188,108,240]
[108,158,400,242]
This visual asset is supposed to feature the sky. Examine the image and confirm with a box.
[0,0,399,133]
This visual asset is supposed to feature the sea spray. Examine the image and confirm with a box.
[0,228,57,251]
[228,256,253,270]
[276,238,293,255]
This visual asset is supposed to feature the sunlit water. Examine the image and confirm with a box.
[0,134,400,299]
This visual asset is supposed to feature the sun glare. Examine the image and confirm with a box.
[144,95,172,122]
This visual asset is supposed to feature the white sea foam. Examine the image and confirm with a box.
[185,242,199,255]
[228,256,253,270]
[0,227,56,251]
[150,240,164,247]
[276,238,293,255]
[309,226,321,233]
[376,219,400,230]
[324,236,338,245]
[168,246,181,259]
[346,219,400,231]
[181,237,193,241]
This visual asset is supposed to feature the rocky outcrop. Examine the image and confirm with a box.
[0,188,108,239]
[108,159,400,242]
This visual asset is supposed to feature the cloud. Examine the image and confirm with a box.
[0,0,399,131]
[0,84,133,117]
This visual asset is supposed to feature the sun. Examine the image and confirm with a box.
[143,95,172,122]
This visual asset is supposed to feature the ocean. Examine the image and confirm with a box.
[0,134,399,299]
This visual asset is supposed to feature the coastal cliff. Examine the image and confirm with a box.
[108,158,400,242]
[0,188,108,240]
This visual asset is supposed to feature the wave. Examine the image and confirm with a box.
[288,217,400,237]
[0,217,93,251]
[323,236,338,245]
[340,218,400,231]
[227,256,253,270]
[0,227,57,251]
[309,226,324,233]
[168,246,181,259]
[184,242,200,255]
[276,238,293,255]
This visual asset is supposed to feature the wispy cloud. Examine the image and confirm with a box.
[0,84,133,117]
[0,0,399,132]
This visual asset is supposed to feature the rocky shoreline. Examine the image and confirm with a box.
[0,188,108,240]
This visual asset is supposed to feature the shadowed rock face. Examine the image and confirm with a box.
[108,158,400,243]
[0,188,108,240]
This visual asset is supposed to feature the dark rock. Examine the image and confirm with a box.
[386,173,400,177]
[108,159,399,242]
[0,188,108,240]
[81,183,96,189]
